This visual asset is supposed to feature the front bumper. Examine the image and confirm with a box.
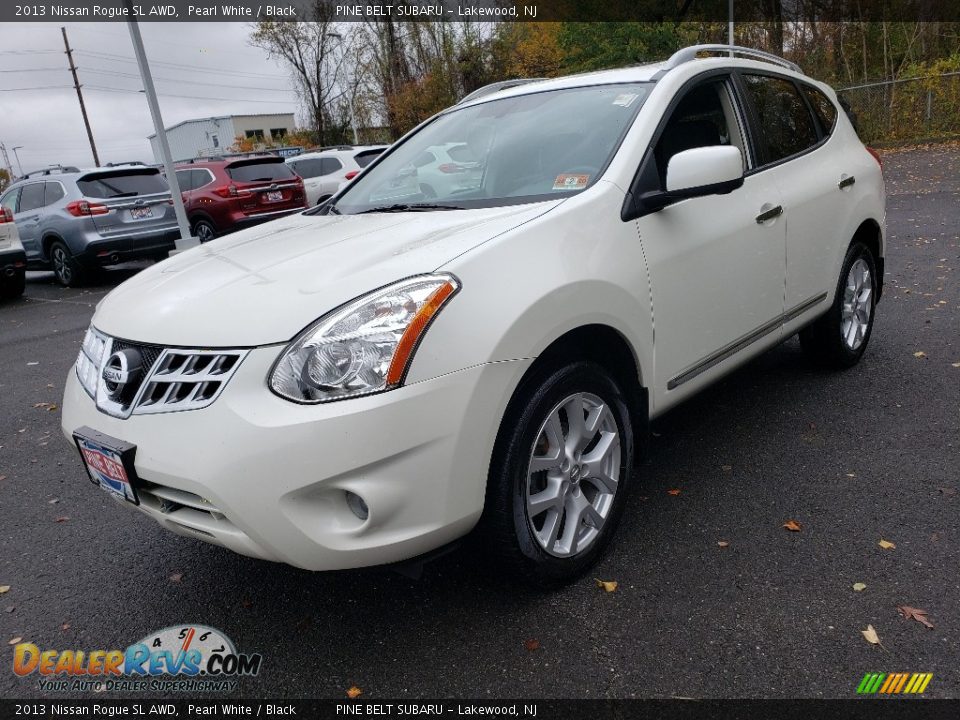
[61,345,529,571]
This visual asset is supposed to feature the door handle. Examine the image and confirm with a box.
[755,205,783,224]
[838,174,856,189]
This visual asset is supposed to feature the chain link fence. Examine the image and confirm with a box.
[837,72,960,145]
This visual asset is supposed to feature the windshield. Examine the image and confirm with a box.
[332,83,651,213]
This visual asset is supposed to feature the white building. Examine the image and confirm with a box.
[148,113,296,162]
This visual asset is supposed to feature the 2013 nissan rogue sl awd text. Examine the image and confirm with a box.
[61,47,885,586]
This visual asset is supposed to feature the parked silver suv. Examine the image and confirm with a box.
[0,164,180,287]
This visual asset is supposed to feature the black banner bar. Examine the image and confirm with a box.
[2,0,960,23]
[3,699,960,720]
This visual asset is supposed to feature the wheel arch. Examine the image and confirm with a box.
[41,232,67,263]
[851,218,884,300]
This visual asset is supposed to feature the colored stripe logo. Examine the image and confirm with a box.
[857,672,933,694]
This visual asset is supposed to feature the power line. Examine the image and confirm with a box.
[0,85,73,91]
[84,86,296,104]
[74,49,288,80]
[79,68,293,92]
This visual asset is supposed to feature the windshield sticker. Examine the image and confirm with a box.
[613,93,640,108]
[553,174,590,191]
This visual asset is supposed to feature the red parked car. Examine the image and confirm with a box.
[173,156,307,242]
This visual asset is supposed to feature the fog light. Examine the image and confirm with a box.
[345,491,369,521]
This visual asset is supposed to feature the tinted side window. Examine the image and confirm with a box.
[44,182,65,206]
[18,183,46,212]
[192,169,213,189]
[742,74,819,164]
[2,188,21,213]
[289,159,324,178]
[175,170,194,192]
[320,158,343,175]
[802,84,838,134]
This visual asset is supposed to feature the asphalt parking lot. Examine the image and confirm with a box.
[1,145,957,700]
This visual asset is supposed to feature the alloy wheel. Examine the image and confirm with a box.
[841,257,872,350]
[52,246,72,285]
[525,392,621,558]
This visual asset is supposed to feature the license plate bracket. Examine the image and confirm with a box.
[73,426,140,505]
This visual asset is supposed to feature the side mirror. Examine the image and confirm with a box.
[630,145,744,218]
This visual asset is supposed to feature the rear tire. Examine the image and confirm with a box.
[0,269,25,299]
[192,218,217,243]
[800,241,878,369]
[481,360,635,588]
[49,241,86,288]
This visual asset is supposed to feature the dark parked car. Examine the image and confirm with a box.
[0,165,180,287]
[173,156,307,242]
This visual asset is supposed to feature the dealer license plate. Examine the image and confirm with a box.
[73,427,139,505]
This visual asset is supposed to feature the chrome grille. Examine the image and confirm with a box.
[136,349,245,415]
[77,327,247,418]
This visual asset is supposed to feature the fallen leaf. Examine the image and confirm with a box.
[27,361,39,366]
[33,402,56,411]
[846,473,857,478]
[241,599,252,609]
[0,586,9,594]
[9,637,22,645]
[721,465,732,472]
[878,539,896,550]
[61,623,70,631]
[346,686,363,699]
[523,638,540,652]
[897,605,934,629]
[717,541,730,548]
[783,519,802,532]
[54,516,69,523]
[938,487,956,496]
[952,363,960,368]
[595,579,618,593]
[47,498,59,505]
[667,488,681,496]
[913,351,926,358]
[861,624,885,650]
[853,583,867,592]
[169,573,183,583]
[0,475,6,482]
[4,606,13,613]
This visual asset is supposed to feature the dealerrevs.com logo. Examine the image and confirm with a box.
[13,625,262,693]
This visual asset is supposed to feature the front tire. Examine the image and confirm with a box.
[800,241,878,369]
[482,361,635,587]
[49,241,86,288]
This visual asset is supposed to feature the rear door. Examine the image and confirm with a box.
[76,169,176,245]
[225,158,303,213]
[736,73,842,330]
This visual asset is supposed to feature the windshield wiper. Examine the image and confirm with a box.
[357,203,465,214]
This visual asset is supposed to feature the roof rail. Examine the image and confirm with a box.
[20,165,80,179]
[663,44,801,74]
[103,160,146,167]
[318,145,356,152]
[459,78,548,105]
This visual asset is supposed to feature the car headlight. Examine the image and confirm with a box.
[76,325,108,397]
[269,274,460,404]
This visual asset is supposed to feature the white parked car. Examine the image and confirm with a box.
[0,198,27,299]
[62,46,885,586]
[286,146,386,206]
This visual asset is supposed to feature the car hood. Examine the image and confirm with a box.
[94,203,556,347]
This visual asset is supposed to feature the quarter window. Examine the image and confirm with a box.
[18,183,46,212]
[191,169,213,190]
[1,188,20,214]
[802,84,838,134]
[742,74,819,164]
[320,158,343,175]
[44,182,65,206]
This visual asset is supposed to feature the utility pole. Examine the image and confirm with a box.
[62,26,100,167]
[0,143,14,181]
[124,1,197,250]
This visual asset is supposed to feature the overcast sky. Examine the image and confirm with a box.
[0,22,299,172]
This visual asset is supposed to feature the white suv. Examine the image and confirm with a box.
[62,46,885,586]
[286,146,386,206]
